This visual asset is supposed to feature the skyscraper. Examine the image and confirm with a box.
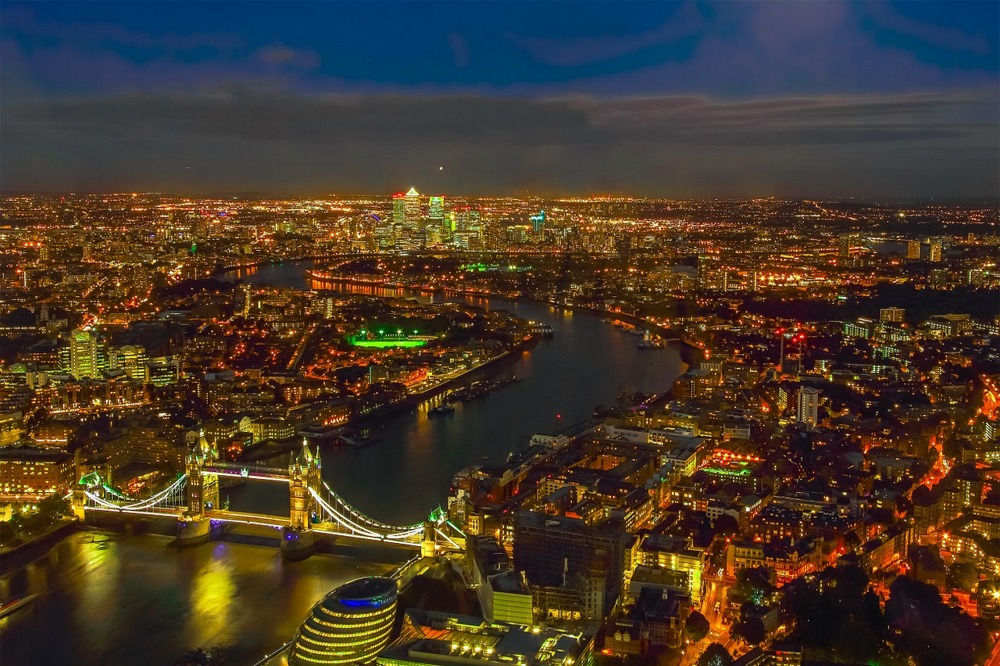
[428,195,444,222]
[427,196,446,244]
[392,192,406,226]
[68,328,99,379]
[797,386,819,428]
[530,209,546,235]
[404,186,421,231]
[395,187,423,251]
[837,233,853,259]
[928,238,943,262]
[880,307,905,323]
[906,239,922,260]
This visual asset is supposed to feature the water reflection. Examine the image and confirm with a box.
[188,556,237,646]
[0,532,403,666]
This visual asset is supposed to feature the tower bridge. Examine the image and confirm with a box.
[72,434,464,559]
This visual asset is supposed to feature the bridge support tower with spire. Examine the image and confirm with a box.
[177,431,220,544]
[281,439,321,559]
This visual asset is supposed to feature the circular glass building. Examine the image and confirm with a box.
[288,576,397,665]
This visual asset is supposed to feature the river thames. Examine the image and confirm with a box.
[0,260,685,665]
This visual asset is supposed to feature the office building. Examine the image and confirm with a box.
[634,535,706,604]
[467,536,533,625]
[377,610,581,666]
[404,187,421,230]
[68,328,99,379]
[797,387,819,428]
[0,411,21,446]
[109,345,149,382]
[879,307,905,323]
[428,195,444,222]
[0,446,75,501]
[906,239,922,259]
[837,234,852,259]
[929,238,943,262]
[513,510,630,621]
[288,576,397,666]
[392,192,407,226]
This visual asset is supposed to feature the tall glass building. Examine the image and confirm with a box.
[288,577,397,665]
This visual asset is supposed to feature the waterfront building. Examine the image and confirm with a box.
[377,609,581,666]
[906,239,922,259]
[467,536,533,624]
[0,446,74,502]
[288,576,397,666]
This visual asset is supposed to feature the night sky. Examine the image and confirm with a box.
[1,1,997,199]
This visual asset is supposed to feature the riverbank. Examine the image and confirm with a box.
[306,270,704,367]
[244,340,532,462]
[0,519,80,575]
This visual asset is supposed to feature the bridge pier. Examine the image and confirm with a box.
[176,515,212,545]
[280,526,315,560]
[70,488,87,521]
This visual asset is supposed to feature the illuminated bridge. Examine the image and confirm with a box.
[72,434,465,558]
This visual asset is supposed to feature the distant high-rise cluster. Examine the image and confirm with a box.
[380,187,459,251]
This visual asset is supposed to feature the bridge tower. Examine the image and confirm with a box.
[178,431,219,544]
[421,520,437,558]
[283,439,320,559]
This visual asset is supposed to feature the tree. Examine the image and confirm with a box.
[885,575,988,665]
[731,566,772,606]
[714,514,739,536]
[732,616,766,646]
[686,611,711,643]
[947,561,978,592]
[696,643,732,666]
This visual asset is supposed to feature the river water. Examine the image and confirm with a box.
[0,260,685,665]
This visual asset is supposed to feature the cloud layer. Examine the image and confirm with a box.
[3,90,996,198]
[1,1,997,197]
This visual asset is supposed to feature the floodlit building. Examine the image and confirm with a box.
[288,577,397,666]
[68,328,99,379]
[377,609,582,666]
[0,447,75,502]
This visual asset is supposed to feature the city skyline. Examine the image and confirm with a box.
[2,1,999,199]
[2,4,1000,666]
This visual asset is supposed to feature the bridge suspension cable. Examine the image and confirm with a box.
[309,487,424,541]
[319,480,424,533]
[85,474,188,511]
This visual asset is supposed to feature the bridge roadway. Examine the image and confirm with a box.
[206,509,290,528]
[201,461,290,481]
[87,504,423,546]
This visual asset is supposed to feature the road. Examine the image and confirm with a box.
[681,576,737,666]
[287,322,319,370]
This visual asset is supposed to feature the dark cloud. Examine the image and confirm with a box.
[0,1,996,198]
[2,89,996,198]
